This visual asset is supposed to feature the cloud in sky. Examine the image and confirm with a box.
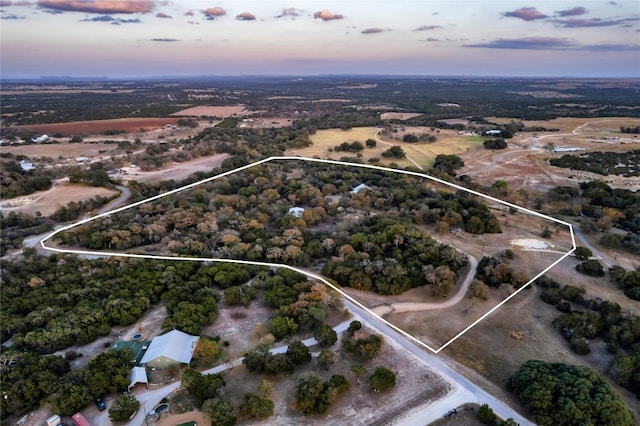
[0,0,12,6]
[361,28,383,34]
[276,7,301,18]
[421,38,440,42]
[151,38,178,42]
[156,12,171,19]
[201,6,225,17]
[464,37,577,50]
[313,9,343,21]
[550,16,640,27]
[236,12,255,21]
[80,14,139,24]
[555,6,587,17]
[1,13,25,19]
[581,43,639,51]
[184,10,193,16]
[414,25,442,31]
[502,7,548,21]
[37,0,154,14]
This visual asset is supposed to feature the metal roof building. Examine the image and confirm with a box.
[139,330,199,368]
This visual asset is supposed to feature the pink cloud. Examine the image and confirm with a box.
[313,9,343,21]
[236,12,255,21]
[201,6,225,17]
[502,7,548,21]
[37,0,155,14]
[156,12,171,19]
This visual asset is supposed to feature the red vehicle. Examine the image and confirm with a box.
[71,413,91,426]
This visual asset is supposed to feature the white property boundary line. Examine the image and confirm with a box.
[41,156,576,354]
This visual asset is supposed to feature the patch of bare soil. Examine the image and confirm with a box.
[202,301,273,359]
[0,182,119,216]
[128,153,230,184]
[222,326,449,426]
[156,411,209,426]
[171,105,248,116]
[12,118,180,137]
[380,112,424,120]
[1,141,117,159]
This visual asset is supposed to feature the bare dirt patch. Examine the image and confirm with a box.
[11,118,180,137]
[156,411,209,426]
[1,141,117,159]
[171,105,248,117]
[0,182,119,216]
[380,112,423,120]
[126,153,230,184]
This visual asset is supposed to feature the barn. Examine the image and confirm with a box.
[139,330,199,368]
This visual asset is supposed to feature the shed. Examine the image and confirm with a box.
[288,207,304,218]
[128,366,149,391]
[350,184,370,195]
[140,330,199,368]
[486,130,501,135]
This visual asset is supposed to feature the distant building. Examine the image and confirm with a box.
[31,134,49,143]
[350,184,370,195]
[288,207,305,218]
[553,146,586,153]
[76,156,90,163]
[19,161,35,171]
[139,330,199,368]
[486,130,501,135]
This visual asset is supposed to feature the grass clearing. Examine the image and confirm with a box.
[401,135,485,168]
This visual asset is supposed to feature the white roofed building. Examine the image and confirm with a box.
[140,330,199,368]
[128,366,149,391]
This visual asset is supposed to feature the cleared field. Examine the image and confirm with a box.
[129,153,230,184]
[485,116,640,133]
[171,105,247,116]
[401,134,485,168]
[12,118,179,137]
[290,127,379,158]
[2,142,116,159]
[0,89,137,95]
[381,112,423,120]
[0,182,118,216]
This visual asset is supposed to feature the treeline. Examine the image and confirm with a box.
[0,211,54,254]
[323,215,468,295]
[0,159,53,199]
[537,275,640,398]
[508,360,635,426]
[550,150,640,177]
[547,181,639,252]
[0,348,133,419]
[620,126,640,134]
[0,254,266,354]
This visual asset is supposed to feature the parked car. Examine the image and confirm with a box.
[96,398,106,411]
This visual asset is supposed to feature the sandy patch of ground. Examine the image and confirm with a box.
[156,411,208,426]
[510,238,554,250]
[265,96,303,100]
[2,141,118,159]
[171,105,247,116]
[312,98,351,103]
[12,118,180,137]
[0,182,119,216]
[126,153,230,184]
[380,112,423,120]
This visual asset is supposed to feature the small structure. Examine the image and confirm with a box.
[486,130,501,135]
[140,330,199,368]
[76,156,90,163]
[31,134,49,143]
[350,184,370,195]
[128,366,149,391]
[19,160,35,171]
[288,206,304,218]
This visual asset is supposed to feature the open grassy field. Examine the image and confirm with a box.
[485,116,640,133]
[401,134,485,168]
[2,142,118,159]
[171,105,247,116]
[380,112,423,120]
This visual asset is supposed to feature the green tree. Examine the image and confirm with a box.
[295,373,331,415]
[478,403,497,425]
[347,320,362,335]
[85,349,132,398]
[108,394,140,422]
[574,246,593,260]
[317,349,335,370]
[286,340,311,366]
[239,393,274,420]
[507,360,634,426]
[314,324,337,347]
[203,398,236,426]
[366,138,377,148]
[269,316,298,341]
[576,259,605,277]
[351,364,367,384]
[182,369,225,405]
[369,366,396,392]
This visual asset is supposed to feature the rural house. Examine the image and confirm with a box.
[139,330,199,368]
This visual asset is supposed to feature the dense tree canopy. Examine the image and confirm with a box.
[507,360,634,426]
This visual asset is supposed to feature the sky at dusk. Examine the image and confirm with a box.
[1,0,639,78]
